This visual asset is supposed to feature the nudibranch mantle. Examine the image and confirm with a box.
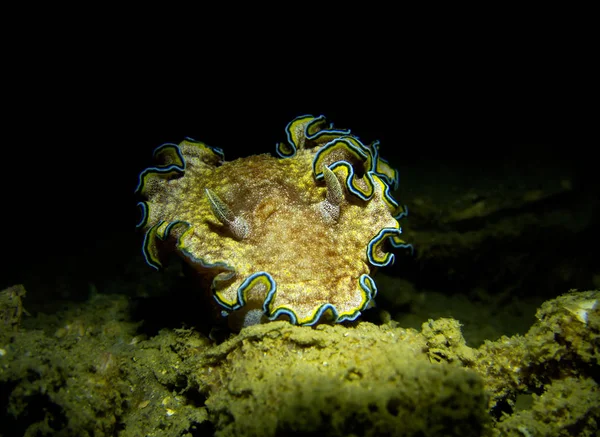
[136,115,410,327]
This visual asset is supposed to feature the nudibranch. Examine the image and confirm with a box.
[135,115,411,328]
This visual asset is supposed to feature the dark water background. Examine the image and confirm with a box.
[2,61,595,316]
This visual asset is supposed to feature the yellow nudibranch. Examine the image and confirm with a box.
[135,115,411,328]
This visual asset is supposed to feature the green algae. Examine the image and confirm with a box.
[495,377,599,436]
[0,288,598,436]
[193,322,488,436]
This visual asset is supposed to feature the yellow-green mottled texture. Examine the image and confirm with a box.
[196,322,489,437]
[191,291,599,436]
[467,290,600,420]
[494,377,599,437]
[3,286,598,436]
[142,142,398,323]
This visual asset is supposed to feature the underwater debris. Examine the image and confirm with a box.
[0,284,28,334]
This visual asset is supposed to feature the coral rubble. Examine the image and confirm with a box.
[1,286,597,436]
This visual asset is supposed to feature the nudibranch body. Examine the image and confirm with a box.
[136,115,410,327]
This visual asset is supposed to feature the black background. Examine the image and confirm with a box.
[2,30,593,292]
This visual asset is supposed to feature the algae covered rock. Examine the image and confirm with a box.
[193,322,489,437]
[495,376,599,437]
[473,290,599,412]
[189,291,598,436]
[1,287,598,436]
[527,290,599,369]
